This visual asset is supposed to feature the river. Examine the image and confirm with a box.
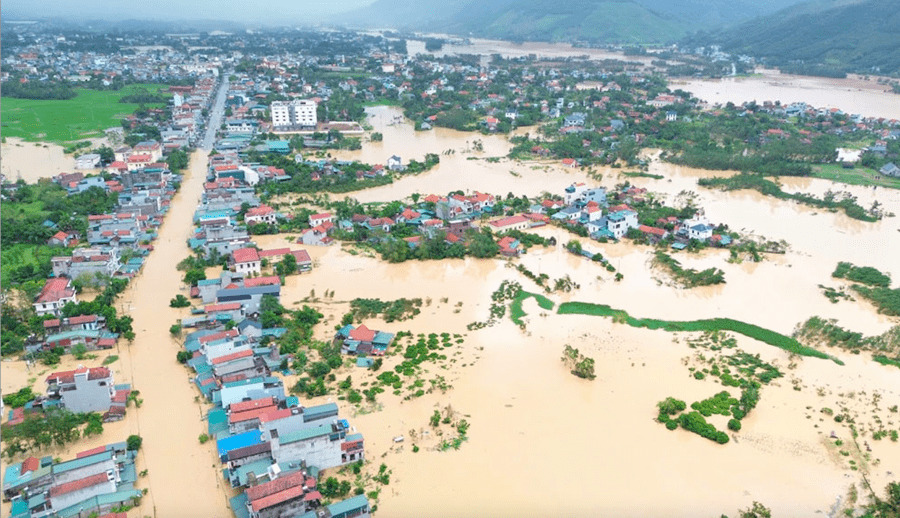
[674,68,900,120]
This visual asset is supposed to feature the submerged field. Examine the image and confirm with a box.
[0,84,169,144]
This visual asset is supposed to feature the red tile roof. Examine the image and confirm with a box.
[68,314,98,325]
[291,249,311,263]
[21,457,40,474]
[490,215,528,228]
[36,277,75,304]
[258,408,294,424]
[243,275,281,288]
[229,403,279,424]
[639,225,667,237]
[246,471,310,512]
[232,247,260,263]
[258,248,290,258]
[76,446,107,459]
[205,303,241,313]
[49,472,110,498]
[43,319,62,329]
[348,324,376,342]
[246,205,275,217]
[211,349,253,365]
[198,329,239,344]
[46,367,110,384]
[230,397,276,413]
[51,231,68,241]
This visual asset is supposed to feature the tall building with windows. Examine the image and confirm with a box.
[271,100,317,130]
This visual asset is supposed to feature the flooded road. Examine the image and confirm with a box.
[114,148,233,517]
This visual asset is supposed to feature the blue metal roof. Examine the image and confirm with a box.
[216,430,263,457]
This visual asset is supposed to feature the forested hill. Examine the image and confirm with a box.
[340,0,805,44]
[690,0,900,76]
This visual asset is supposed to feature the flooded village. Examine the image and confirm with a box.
[2,25,900,518]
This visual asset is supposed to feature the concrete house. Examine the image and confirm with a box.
[52,247,122,280]
[245,205,277,225]
[45,366,119,415]
[270,420,360,471]
[606,209,639,239]
[231,247,262,275]
[34,277,78,316]
[489,215,529,232]
[386,155,404,172]
[683,212,714,241]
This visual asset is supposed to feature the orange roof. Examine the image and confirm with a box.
[232,247,260,263]
[229,403,279,424]
[211,349,253,365]
[49,472,110,497]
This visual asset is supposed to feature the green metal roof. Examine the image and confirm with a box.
[279,423,331,445]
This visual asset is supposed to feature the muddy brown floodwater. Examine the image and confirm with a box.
[674,69,900,120]
[4,72,900,518]
[280,103,900,517]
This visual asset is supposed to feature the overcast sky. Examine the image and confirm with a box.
[1,0,375,25]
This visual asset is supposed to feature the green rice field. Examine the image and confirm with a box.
[1,84,169,144]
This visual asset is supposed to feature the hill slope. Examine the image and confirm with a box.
[698,0,900,75]
[342,0,806,44]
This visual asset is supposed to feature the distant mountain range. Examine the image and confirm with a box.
[339,0,807,44]
[689,0,900,75]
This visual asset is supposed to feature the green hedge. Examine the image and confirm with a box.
[557,301,842,364]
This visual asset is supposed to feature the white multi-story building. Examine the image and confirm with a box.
[271,100,317,130]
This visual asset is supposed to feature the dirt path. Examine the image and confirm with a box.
[119,148,233,517]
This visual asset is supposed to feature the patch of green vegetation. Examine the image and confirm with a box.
[561,344,596,380]
[102,355,119,366]
[812,164,900,190]
[557,301,842,364]
[698,173,881,222]
[346,298,422,323]
[793,316,900,357]
[468,280,521,330]
[3,409,103,459]
[819,284,853,304]
[873,355,900,369]
[622,171,664,180]
[654,251,725,288]
[833,262,892,287]
[851,285,900,317]
[2,387,36,408]
[1,244,66,289]
[1,84,170,143]
[509,289,555,326]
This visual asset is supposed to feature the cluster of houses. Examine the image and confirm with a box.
[291,182,726,259]
[178,318,367,517]
[165,125,369,518]
[2,442,144,518]
[540,182,728,246]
